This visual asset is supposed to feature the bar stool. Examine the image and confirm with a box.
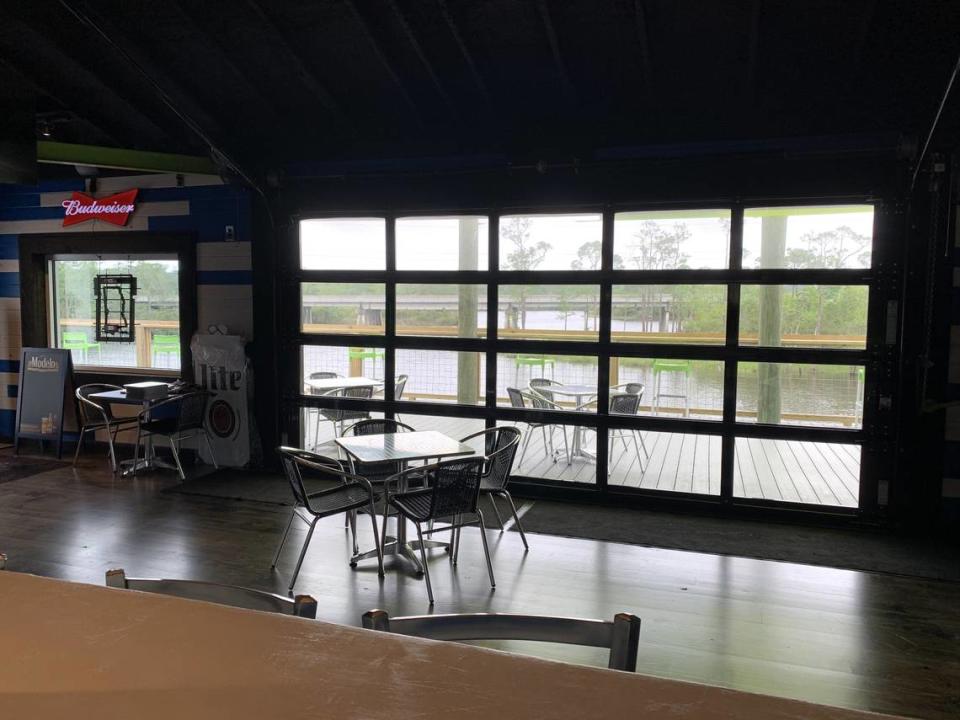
[652,359,691,417]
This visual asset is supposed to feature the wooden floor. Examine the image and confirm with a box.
[0,450,956,719]
[306,414,860,507]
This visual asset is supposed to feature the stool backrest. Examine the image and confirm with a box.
[362,610,641,671]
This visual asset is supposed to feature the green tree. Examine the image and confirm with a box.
[502,217,550,328]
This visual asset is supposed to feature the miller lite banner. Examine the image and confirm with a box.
[191,333,252,467]
[61,188,138,227]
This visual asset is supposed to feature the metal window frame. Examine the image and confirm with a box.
[281,199,885,516]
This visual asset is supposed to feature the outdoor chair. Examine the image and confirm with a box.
[320,385,374,437]
[132,391,217,481]
[577,393,648,474]
[74,383,139,473]
[307,371,340,450]
[106,568,318,618]
[373,374,408,422]
[383,457,494,604]
[272,447,383,591]
[62,330,101,363]
[529,377,564,405]
[459,427,528,549]
[507,387,569,466]
[361,610,642,672]
[151,334,181,367]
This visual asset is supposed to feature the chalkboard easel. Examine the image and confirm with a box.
[14,348,79,459]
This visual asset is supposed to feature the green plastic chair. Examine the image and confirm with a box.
[62,331,101,363]
[152,334,181,366]
[652,359,691,417]
[348,348,384,376]
[514,354,556,383]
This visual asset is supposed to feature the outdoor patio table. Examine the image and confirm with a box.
[335,430,475,573]
[304,376,382,394]
[89,388,177,477]
[544,383,598,462]
[0,571,911,720]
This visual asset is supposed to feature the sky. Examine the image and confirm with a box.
[299,207,875,272]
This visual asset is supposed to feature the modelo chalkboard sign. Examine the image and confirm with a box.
[14,348,78,458]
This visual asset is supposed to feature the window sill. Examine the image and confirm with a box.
[72,365,181,378]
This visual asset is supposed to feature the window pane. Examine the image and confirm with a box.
[739,285,868,349]
[497,353,598,412]
[300,218,385,270]
[613,209,731,270]
[499,285,600,341]
[611,285,726,344]
[736,363,864,428]
[396,284,486,338]
[609,429,721,495]
[403,413,485,442]
[301,283,385,335]
[54,258,180,370]
[735,438,860,507]
[396,350,484,405]
[742,205,873,269]
[610,358,724,420]
[498,214,602,271]
[302,345,385,389]
[509,420,597,485]
[396,216,488,270]
[302,409,384,454]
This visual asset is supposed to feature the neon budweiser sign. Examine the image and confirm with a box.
[61,189,138,227]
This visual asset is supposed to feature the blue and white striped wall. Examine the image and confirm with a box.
[0,172,253,438]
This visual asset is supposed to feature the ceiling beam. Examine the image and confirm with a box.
[343,0,423,127]
[242,0,349,128]
[536,0,576,103]
[0,18,174,150]
[37,141,217,175]
[436,0,492,108]
[632,0,653,101]
[383,0,457,116]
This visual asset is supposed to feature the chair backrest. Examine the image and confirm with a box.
[343,418,415,436]
[624,382,644,395]
[529,377,559,403]
[401,457,484,519]
[609,393,641,415]
[461,427,521,490]
[173,391,210,431]
[76,383,122,424]
[278,446,343,508]
[506,387,528,409]
[62,331,88,345]
[362,610,641,672]
[395,374,408,400]
[320,385,373,422]
[308,371,339,395]
[107,569,317,618]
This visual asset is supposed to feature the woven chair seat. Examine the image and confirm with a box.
[305,484,372,514]
[390,489,434,522]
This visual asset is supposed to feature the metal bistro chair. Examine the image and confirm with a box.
[577,393,648,475]
[507,387,569,466]
[460,427,528,550]
[362,610,642,672]
[373,374,408,423]
[106,569,318,618]
[74,383,139,473]
[528,377,563,405]
[384,457,494,605]
[340,418,416,559]
[320,385,374,438]
[272,447,383,592]
[307,371,340,450]
[133,391,218,481]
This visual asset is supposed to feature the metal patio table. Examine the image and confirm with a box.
[304,376,383,394]
[335,430,475,574]
[88,388,176,477]
[541,383,598,463]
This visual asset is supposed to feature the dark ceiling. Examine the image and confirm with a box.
[1,0,959,176]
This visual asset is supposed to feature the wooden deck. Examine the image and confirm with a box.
[303,412,860,508]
